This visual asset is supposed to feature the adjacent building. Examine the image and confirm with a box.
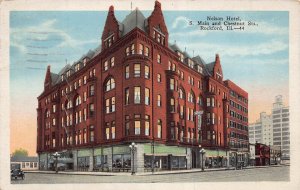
[249,112,272,145]
[272,95,290,160]
[36,1,249,172]
[11,156,39,171]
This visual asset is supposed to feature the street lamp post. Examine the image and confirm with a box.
[129,142,138,175]
[200,148,206,171]
[52,152,61,173]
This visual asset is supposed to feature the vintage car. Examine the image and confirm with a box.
[11,169,25,180]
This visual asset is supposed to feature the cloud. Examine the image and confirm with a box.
[10,19,98,55]
[172,16,190,29]
[177,39,288,60]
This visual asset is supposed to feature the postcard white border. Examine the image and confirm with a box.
[1,0,299,190]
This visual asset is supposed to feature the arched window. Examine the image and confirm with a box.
[188,92,195,103]
[105,77,115,91]
[67,100,73,109]
[179,88,185,99]
[75,96,82,106]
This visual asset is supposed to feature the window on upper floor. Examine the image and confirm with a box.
[188,92,194,103]
[131,44,135,54]
[111,121,115,139]
[110,57,115,67]
[188,59,193,69]
[170,78,175,90]
[134,64,141,77]
[179,88,185,99]
[89,103,94,117]
[145,88,150,105]
[75,96,82,106]
[157,119,162,138]
[104,61,108,71]
[145,115,150,136]
[170,98,175,112]
[145,65,150,79]
[134,114,141,135]
[89,85,95,96]
[157,54,161,63]
[157,94,161,107]
[134,87,141,104]
[124,65,129,79]
[125,115,130,136]
[75,64,80,72]
[105,78,115,91]
[139,44,144,55]
[125,88,130,105]
[145,47,149,57]
[105,123,110,140]
[157,74,161,82]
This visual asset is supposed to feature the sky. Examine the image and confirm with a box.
[10,10,289,156]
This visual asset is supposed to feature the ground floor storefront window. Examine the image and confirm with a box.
[93,155,108,171]
[77,156,89,171]
[144,155,186,171]
[205,157,227,168]
[112,154,131,172]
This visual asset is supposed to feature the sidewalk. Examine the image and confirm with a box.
[25,164,289,176]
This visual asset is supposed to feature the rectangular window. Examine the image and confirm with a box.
[106,99,110,113]
[134,64,141,77]
[131,44,135,54]
[90,126,94,142]
[125,88,130,105]
[145,88,150,105]
[207,113,211,124]
[180,105,184,118]
[111,97,115,112]
[134,87,141,104]
[157,54,161,63]
[104,60,108,71]
[134,115,141,135]
[83,76,87,84]
[145,47,149,56]
[126,47,130,56]
[106,125,110,140]
[52,105,56,113]
[157,95,161,107]
[111,121,115,139]
[170,98,175,112]
[125,65,130,79]
[157,74,161,82]
[157,120,162,138]
[84,91,87,102]
[211,98,215,107]
[90,85,95,96]
[145,115,150,136]
[125,115,130,136]
[145,65,150,79]
[170,78,175,90]
[139,44,144,55]
[212,113,215,124]
[207,98,211,107]
[110,57,115,67]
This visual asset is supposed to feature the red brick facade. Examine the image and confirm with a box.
[37,1,248,160]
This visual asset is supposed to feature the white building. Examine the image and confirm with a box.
[272,95,290,160]
[249,112,272,145]
[10,156,39,171]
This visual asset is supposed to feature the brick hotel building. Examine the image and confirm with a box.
[37,1,249,172]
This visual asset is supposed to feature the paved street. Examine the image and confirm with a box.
[11,166,289,184]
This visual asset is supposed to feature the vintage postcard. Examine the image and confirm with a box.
[0,0,299,190]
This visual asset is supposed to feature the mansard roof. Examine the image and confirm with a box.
[120,8,147,36]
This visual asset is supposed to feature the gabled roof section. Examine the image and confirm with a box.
[205,61,216,75]
[169,43,182,52]
[121,8,146,36]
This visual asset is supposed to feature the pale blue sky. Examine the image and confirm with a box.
[10,10,289,121]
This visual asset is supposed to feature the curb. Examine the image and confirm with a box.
[24,164,289,176]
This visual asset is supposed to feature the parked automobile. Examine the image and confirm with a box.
[11,169,25,180]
